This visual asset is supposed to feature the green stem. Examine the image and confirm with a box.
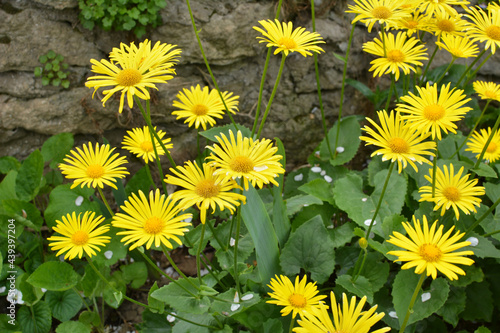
[483,229,500,237]
[451,100,490,159]
[256,53,287,139]
[161,244,202,291]
[167,312,221,330]
[456,49,486,87]
[233,203,243,295]
[251,0,284,137]
[185,0,238,132]
[196,222,207,285]
[431,137,439,198]
[197,127,201,156]
[473,112,500,171]
[72,287,91,313]
[334,24,355,156]
[463,52,493,88]
[288,316,295,333]
[97,187,113,216]
[311,0,332,159]
[419,45,438,86]
[465,195,500,235]
[399,273,426,333]
[384,74,395,111]
[434,57,456,87]
[207,219,226,251]
[144,163,155,188]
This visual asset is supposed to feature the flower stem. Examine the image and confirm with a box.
[144,163,155,189]
[288,316,295,333]
[233,203,243,295]
[334,24,355,157]
[385,74,395,111]
[431,137,439,198]
[472,112,500,171]
[185,0,238,132]
[196,222,207,285]
[434,57,456,87]
[161,244,201,291]
[97,187,113,216]
[256,53,287,139]
[311,0,333,159]
[419,45,438,86]
[207,219,226,251]
[399,273,426,333]
[456,49,486,87]
[463,52,493,89]
[451,100,490,159]
[465,195,500,235]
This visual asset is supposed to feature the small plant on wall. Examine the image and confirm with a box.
[34,50,70,89]
[78,0,167,38]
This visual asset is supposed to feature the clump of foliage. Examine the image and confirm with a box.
[34,50,70,89]
[78,0,167,38]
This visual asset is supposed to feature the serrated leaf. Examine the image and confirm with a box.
[285,194,323,216]
[103,271,126,309]
[41,132,74,168]
[473,163,498,178]
[18,302,52,333]
[15,150,44,201]
[463,281,493,321]
[319,116,360,166]
[151,278,211,314]
[436,286,466,327]
[465,233,500,258]
[328,222,356,248]
[280,215,335,284]
[335,274,373,303]
[359,252,389,293]
[27,261,80,291]
[121,261,148,289]
[298,178,334,205]
[46,289,82,322]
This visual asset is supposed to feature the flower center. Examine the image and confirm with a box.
[486,25,500,41]
[116,68,142,87]
[419,243,442,262]
[442,186,460,202]
[195,179,220,198]
[71,230,89,246]
[449,48,463,57]
[436,19,455,32]
[388,137,410,154]
[229,156,254,173]
[288,293,307,308]
[140,140,154,152]
[484,90,498,99]
[192,104,209,116]
[423,104,445,121]
[278,37,297,50]
[486,142,498,153]
[371,6,392,20]
[86,164,105,179]
[387,49,405,63]
[406,20,418,29]
[144,216,164,235]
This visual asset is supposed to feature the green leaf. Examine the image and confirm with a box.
[18,301,52,333]
[328,222,356,248]
[392,270,449,328]
[121,261,148,289]
[62,80,70,89]
[285,194,323,216]
[147,282,164,313]
[52,78,61,86]
[475,327,492,333]
[125,165,154,197]
[92,226,127,266]
[151,278,211,314]
[436,286,466,327]
[27,261,80,291]
[41,132,74,168]
[171,312,215,333]
[209,288,260,316]
[465,233,500,259]
[450,265,484,287]
[0,156,20,174]
[298,178,334,205]
[199,124,252,142]
[18,273,44,306]
[44,184,101,229]
[78,310,100,328]
[15,150,44,201]
[41,77,50,86]
[473,163,498,178]
[39,55,48,63]
[55,321,92,333]
[47,50,56,59]
[137,309,172,332]
[241,185,281,285]
[463,281,493,322]
[359,252,389,293]
[0,314,21,332]
[271,137,290,247]
[34,67,43,77]
[102,271,126,309]
[280,215,335,284]
[332,52,346,63]
[319,116,360,166]
[45,289,82,322]
[1,199,43,231]
[335,274,373,303]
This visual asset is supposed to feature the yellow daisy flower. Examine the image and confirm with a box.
[267,274,326,318]
[435,34,479,58]
[360,110,436,173]
[419,164,485,220]
[206,130,285,190]
[395,10,432,37]
[293,292,390,333]
[466,127,500,163]
[253,19,325,57]
[164,161,246,224]
[396,82,472,140]
[428,12,470,38]
[346,0,412,33]
[473,81,500,101]
[363,31,428,81]
[59,142,129,190]
[419,0,469,18]
[85,39,181,113]
[112,189,191,250]
[466,5,500,54]
[172,85,239,130]
[387,215,474,280]
[48,211,110,260]
[122,126,173,163]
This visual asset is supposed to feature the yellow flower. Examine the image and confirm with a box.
[419,164,485,220]
[435,35,479,58]
[396,82,472,140]
[363,31,428,81]
[429,12,470,38]
[346,0,412,33]
[387,215,474,280]
[419,0,469,18]
[85,39,181,113]
[48,211,110,260]
[172,85,239,130]
[253,19,325,57]
[473,81,500,101]
[466,127,500,163]
[293,292,390,333]
[206,130,285,190]
[360,110,436,173]
[466,5,500,54]
[59,142,129,190]
[112,189,191,250]
[164,161,246,224]
[395,10,432,37]
[122,126,173,163]
[267,274,326,318]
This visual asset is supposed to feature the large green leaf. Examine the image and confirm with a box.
[271,137,290,246]
[463,281,493,322]
[41,132,74,168]
[151,278,211,314]
[18,302,52,333]
[280,215,335,284]
[121,261,148,289]
[0,156,21,174]
[55,321,92,333]
[45,289,82,322]
[241,185,281,286]
[436,286,466,327]
[336,274,373,303]
[18,273,44,306]
[15,150,44,201]
[125,165,154,197]
[27,261,80,291]
[209,288,260,317]
[137,309,172,333]
[319,115,360,166]
[1,199,43,231]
